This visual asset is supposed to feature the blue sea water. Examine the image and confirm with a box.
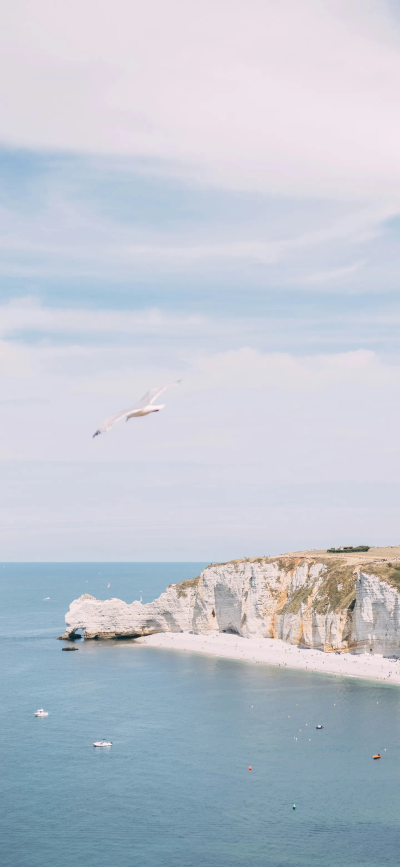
[2,563,400,867]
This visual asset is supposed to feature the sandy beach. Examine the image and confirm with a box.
[136,631,400,684]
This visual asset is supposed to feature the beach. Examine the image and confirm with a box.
[137,631,400,684]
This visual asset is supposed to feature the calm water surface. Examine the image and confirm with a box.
[1,563,400,867]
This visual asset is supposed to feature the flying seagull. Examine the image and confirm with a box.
[93,380,181,437]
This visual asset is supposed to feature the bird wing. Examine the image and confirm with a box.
[93,408,132,437]
[93,380,181,437]
[136,379,181,408]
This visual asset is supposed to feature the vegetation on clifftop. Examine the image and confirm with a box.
[170,552,400,615]
[174,576,200,598]
[327,545,370,554]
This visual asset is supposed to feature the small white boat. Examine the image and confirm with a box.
[93,739,112,747]
[35,709,48,717]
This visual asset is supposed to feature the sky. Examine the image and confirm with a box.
[2,0,400,560]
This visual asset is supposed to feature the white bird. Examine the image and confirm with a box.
[93,380,181,437]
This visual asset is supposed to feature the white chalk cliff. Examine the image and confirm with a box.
[61,548,400,654]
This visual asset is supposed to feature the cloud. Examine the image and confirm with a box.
[2,296,399,365]
[3,3,400,557]
[0,339,32,378]
[301,261,366,285]
[1,1,400,201]
[2,302,400,556]
[1,307,400,468]
[193,345,398,394]
[0,298,204,339]
[0,152,394,290]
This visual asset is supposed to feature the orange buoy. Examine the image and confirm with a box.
[373,754,381,760]
[248,766,252,771]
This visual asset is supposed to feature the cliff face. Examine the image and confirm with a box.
[61,550,400,654]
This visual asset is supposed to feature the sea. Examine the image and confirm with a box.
[2,563,400,867]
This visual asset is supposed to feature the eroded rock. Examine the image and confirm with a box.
[61,551,400,653]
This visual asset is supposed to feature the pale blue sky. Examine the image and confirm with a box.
[2,0,400,559]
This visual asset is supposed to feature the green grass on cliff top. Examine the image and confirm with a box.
[171,552,400,610]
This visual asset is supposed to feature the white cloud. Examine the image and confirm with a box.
[0,174,392,289]
[0,188,385,276]
[1,306,400,477]
[3,2,400,557]
[2,304,400,555]
[0,339,32,379]
[1,1,400,201]
[0,298,204,338]
[301,261,366,285]
[193,345,400,403]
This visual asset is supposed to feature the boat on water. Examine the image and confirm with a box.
[316,725,323,729]
[93,740,113,747]
[373,754,381,760]
[35,709,48,717]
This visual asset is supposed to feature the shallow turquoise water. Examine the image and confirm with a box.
[2,563,400,867]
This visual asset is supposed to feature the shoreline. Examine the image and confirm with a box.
[135,632,400,685]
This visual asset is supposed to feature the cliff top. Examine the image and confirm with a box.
[278,545,400,566]
[208,545,400,570]
[198,546,400,611]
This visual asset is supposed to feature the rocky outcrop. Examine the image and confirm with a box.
[61,551,400,654]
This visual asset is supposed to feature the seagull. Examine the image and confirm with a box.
[93,380,181,437]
